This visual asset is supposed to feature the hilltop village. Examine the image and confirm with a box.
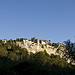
[0,37,75,65]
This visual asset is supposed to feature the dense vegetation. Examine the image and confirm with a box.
[0,40,75,75]
[64,39,75,60]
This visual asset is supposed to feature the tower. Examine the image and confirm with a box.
[37,39,39,45]
[37,39,39,50]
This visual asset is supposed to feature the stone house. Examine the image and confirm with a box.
[2,39,7,44]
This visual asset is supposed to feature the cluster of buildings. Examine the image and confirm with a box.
[0,39,8,44]
[15,37,68,58]
[0,37,75,65]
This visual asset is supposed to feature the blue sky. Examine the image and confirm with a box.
[0,0,75,43]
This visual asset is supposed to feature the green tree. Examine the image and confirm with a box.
[16,38,20,41]
[0,48,8,57]
[52,43,59,48]
[10,39,13,43]
[64,39,71,50]
[8,51,19,61]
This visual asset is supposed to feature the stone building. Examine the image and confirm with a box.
[2,39,7,44]
[31,37,38,43]
[40,40,46,44]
